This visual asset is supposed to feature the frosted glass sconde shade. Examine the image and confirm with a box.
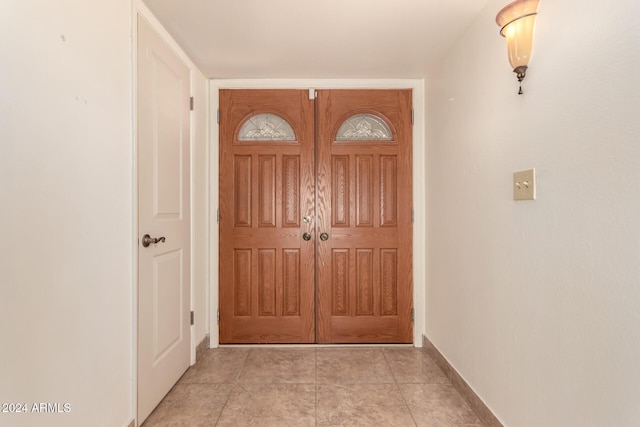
[496,0,539,93]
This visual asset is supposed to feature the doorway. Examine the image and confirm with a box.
[219,89,413,344]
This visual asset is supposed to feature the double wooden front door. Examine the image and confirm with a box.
[219,89,413,344]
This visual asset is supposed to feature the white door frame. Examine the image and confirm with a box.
[208,79,426,347]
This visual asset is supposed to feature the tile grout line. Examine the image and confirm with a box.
[381,348,419,427]
[214,348,252,426]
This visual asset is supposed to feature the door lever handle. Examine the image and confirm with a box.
[142,234,166,247]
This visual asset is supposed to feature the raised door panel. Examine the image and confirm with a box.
[283,249,301,316]
[380,249,398,316]
[380,155,398,226]
[283,156,301,227]
[331,156,350,227]
[331,249,349,316]
[258,156,277,227]
[233,249,252,316]
[356,156,374,227]
[234,156,252,227]
[258,249,277,316]
[356,249,374,316]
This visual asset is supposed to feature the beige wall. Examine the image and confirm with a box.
[0,2,209,425]
[425,0,640,425]
[1,1,133,426]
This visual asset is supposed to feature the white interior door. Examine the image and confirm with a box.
[137,16,191,424]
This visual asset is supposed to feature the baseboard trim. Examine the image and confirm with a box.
[422,335,503,427]
[195,334,210,361]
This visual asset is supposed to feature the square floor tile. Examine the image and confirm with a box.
[216,384,315,427]
[317,383,416,426]
[400,383,482,427]
[142,383,232,426]
[180,348,250,384]
[383,347,449,384]
[236,348,316,384]
[316,348,395,384]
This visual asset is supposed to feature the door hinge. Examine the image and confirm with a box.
[411,209,414,224]
[411,109,414,125]
[190,310,195,325]
[411,308,415,322]
[217,309,220,325]
[217,208,220,224]
[217,109,220,124]
[190,96,194,111]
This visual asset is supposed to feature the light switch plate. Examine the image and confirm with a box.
[513,168,536,201]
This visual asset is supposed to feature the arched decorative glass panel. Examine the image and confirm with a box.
[335,113,393,141]
[238,113,296,141]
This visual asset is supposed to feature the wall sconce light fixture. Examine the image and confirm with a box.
[496,0,539,94]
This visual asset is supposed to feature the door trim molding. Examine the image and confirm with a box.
[208,79,426,347]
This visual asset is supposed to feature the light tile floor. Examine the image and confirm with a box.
[142,347,484,426]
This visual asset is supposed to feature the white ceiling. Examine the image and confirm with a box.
[143,0,489,79]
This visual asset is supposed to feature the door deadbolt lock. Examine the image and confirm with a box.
[142,234,166,247]
[302,232,312,241]
[320,232,329,241]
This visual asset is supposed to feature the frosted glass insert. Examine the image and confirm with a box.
[335,114,393,141]
[238,113,296,141]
